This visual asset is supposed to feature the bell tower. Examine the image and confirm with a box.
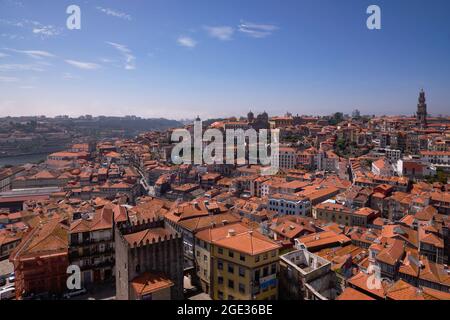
[416,89,427,128]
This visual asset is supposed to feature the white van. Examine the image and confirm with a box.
[0,286,15,300]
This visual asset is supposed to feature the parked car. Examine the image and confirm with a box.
[0,286,15,300]
[63,288,87,299]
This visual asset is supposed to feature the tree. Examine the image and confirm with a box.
[329,112,344,125]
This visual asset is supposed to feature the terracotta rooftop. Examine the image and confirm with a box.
[348,271,390,299]
[10,218,68,261]
[296,230,351,251]
[123,227,175,246]
[70,206,113,233]
[386,280,426,300]
[131,272,174,297]
[196,222,280,256]
[337,287,375,300]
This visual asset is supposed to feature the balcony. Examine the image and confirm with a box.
[70,238,113,246]
[79,259,115,271]
[69,247,114,260]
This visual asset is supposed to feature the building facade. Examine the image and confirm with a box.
[115,218,184,300]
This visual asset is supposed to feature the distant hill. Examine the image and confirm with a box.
[70,117,183,132]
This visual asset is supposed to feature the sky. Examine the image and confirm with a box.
[0,0,449,120]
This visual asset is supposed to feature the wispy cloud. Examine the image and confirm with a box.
[106,42,136,70]
[32,25,61,37]
[0,76,19,82]
[0,63,44,72]
[204,26,234,41]
[177,36,197,48]
[238,20,279,38]
[4,48,55,59]
[65,60,101,70]
[0,52,9,58]
[0,19,62,38]
[96,6,132,21]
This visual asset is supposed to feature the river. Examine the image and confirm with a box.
[0,153,49,167]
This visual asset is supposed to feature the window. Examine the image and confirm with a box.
[218,291,224,300]
[240,254,245,262]
[254,269,260,281]
[218,260,223,270]
[228,250,234,258]
[263,253,268,260]
[218,247,223,254]
[255,255,260,263]
[204,255,207,262]
[218,276,224,284]
[271,250,276,257]
[271,263,276,274]
[239,267,245,277]
[228,280,234,289]
[228,263,234,274]
[263,266,269,277]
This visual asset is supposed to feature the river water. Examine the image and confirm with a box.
[0,153,48,167]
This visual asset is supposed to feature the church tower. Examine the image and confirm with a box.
[416,89,427,128]
[247,110,254,123]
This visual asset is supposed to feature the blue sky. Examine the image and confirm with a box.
[0,0,449,120]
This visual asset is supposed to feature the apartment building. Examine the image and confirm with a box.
[196,222,281,300]
[0,166,25,192]
[0,230,22,261]
[277,147,297,169]
[420,151,450,169]
[68,206,115,287]
[9,219,69,299]
[268,193,311,217]
[279,247,337,300]
[313,202,379,227]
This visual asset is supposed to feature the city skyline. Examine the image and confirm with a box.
[1,0,450,120]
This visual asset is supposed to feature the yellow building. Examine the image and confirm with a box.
[196,222,281,300]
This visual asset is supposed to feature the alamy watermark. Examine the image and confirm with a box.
[366,264,382,290]
[65,4,381,32]
[66,5,81,30]
[367,5,382,30]
[171,120,280,175]
[66,265,81,290]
